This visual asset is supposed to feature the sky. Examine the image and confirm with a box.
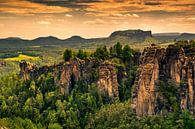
[0,0,195,39]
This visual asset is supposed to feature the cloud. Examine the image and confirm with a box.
[0,24,4,27]
[187,17,195,20]
[132,14,140,18]
[144,2,162,6]
[83,19,106,25]
[0,0,71,15]
[65,14,72,17]
[83,0,195,18]
[112,13,140,18]
[37,21,51,25]
[166,23,180,27]
[170,4,195,7]
[1,0,195,18]
[0,16,16,19]
[27,0,103,8]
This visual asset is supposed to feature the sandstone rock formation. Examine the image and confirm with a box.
[161,43,195,113]
[20,58,119,98]
[131,44,164,115]
[97,62,119,99]
[132,43,195,115]
[19,42,194,116]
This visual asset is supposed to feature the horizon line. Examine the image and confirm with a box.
[0,29,195,40]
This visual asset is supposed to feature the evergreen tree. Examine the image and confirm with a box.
[77,49,87,59]
[94,46,109,60]
[113,42,122,58]
[122,45,132,62]
[63,49,73,61]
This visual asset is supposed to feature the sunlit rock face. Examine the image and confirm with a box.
[132,43,195,116]
[19,58,119,98]
[162,44,195,113]
[131,44,164,116]
[97,63,119,100]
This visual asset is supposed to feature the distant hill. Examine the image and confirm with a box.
[176,33,195,41]
[31,36,61,45]
[153,33,180,42]
[0,30,194,49]
[109,29,152,42]
[153,32,195,42]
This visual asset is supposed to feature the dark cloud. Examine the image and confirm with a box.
[114,0,126,2]
[136,10,186,16]
[170,4,195,7]
[144,2,162,6]
[27,0,103,8]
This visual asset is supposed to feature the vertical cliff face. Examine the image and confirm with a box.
[97,63,119,99]
[162,44,195,112]
[132,43,195,115]
[20,58,119,98]
[131,44,164,115]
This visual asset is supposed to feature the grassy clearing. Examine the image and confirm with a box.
[4,54,40,61]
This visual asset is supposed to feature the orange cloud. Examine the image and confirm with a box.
[0,0,71,15]
[37,20,51,25]
[83,0,195,17]
[0,0,195,39]
[83,19,106,25]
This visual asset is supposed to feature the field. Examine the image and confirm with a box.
[4,54,40,61]
[0,45,64,77]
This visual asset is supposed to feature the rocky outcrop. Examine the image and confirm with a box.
[161,43,195,113]
[97,62,119,99]
[20,61,38,80]
[20,58,119,98]
[131,44,164,115]
[132,42,195,115]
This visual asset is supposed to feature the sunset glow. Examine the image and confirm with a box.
[0,0,195,39]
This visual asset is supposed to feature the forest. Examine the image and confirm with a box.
[0,42,195,129]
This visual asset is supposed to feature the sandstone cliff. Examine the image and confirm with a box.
[20,58,119,99]
[132,42,195,115]
[97,62,119,99]
[162,43,195,113]
[131,44,164,115]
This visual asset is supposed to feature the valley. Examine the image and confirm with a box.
[0,29,193,77]
[0,29,195,129]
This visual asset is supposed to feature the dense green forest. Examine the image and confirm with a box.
[0,42,195,129]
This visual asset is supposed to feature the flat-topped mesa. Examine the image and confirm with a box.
[19,58,119,99]
[97,61,119,100]
[131,44,165,116]
[109,29,152,42]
